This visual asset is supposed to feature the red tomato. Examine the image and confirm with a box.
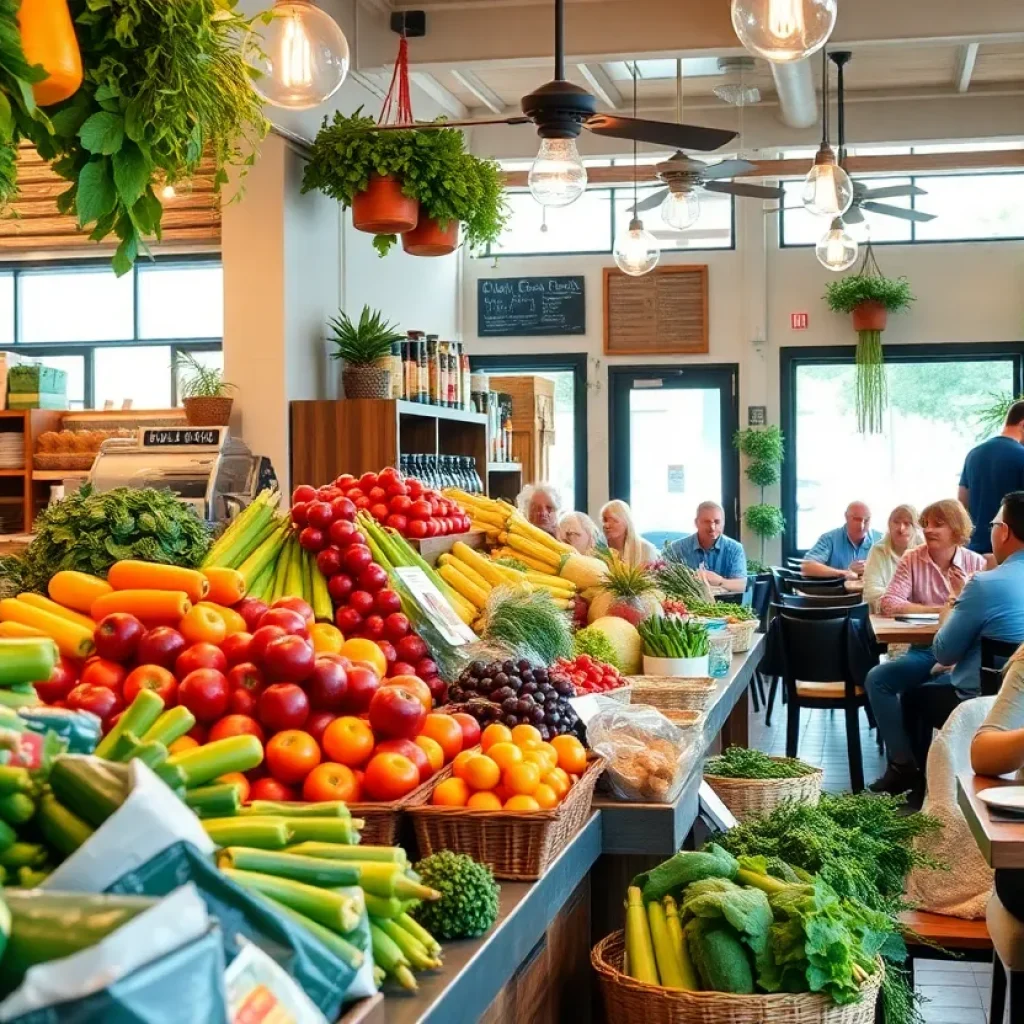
[303,762,359,803]
[248,777,298,802]
[35,656,78,705]
[406,519,428,540]
[178,669,230,722]
[451,711,482,749]
[389,495,412,515]
[292,484,317,504]
[209,714,265,743]
[362,752,420,801]
[409,499,432,520]
[334,606,363,634]
[123,665,178,706]
[265,730,321,784]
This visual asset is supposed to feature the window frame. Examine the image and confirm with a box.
[779,342,1024,559]
[779,168,1024,248]
[0,254,222,409]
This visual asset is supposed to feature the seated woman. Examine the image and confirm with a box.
[557,511,601,556]
[862,503,922,613]
[600,500,658,567]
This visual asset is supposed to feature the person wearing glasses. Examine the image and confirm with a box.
[665,501,747,594]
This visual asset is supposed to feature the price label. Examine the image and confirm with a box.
[142,428,221,448]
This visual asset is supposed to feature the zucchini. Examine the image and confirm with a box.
[183,783,243,818]
[0,842,47,870]
[48,756,131,828]
[267,898,364,970]
[167,735,263,788]
[284,841,405,865]
[36,794,94,857]
[217,848,361,887]
[202,817,291,850]
[221,868,360,933]
[240,800,350,819]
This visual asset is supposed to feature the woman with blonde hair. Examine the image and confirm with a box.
[600,500,658,567]
[557,511,601,556]
[862,503,924,612]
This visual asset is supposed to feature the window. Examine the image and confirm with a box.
[0,259,222,409]
[780,345,1024,555]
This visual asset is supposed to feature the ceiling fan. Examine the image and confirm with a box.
[370,0,739,206]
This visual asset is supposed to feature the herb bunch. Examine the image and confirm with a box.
[638,615,710,659]
[705,746,817,779]
[682,599,756,621]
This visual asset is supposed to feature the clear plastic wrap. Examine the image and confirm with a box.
[587,703,697,803]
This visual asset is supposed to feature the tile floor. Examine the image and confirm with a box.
[746,682,1002,1023]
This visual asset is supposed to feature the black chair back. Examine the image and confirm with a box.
[980,636,1021,697]
[781,592,862,609]
[793,578,848,595]
[777,605,859,685]
[751,578,772,631]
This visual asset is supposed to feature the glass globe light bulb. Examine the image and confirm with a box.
[247,0,349,110]
[528,138,587,208]
[660,190,701,230]
[731,0,837,63]
[801,148,853,217]
[816,217,858,272]
[614,217,661,276]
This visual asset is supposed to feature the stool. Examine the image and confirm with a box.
[986,892,1024,1023]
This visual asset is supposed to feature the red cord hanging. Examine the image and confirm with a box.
[379,34,414,125]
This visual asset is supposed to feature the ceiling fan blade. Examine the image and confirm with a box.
[858,183,928,200]
[631,189,669,213]
[860,201,937,222]
[700,158,759,181]
[584,114,737,151]
[844,205,865,224]
[704,181,786,199]
[366,116,530,132]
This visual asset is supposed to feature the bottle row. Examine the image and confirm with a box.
[398,454,484,494]
[392,333,472,409]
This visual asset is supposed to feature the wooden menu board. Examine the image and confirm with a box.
[603,265,709,356]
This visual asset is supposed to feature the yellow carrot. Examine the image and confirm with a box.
[0,621,46,639]
[48,571,112,615]
[0,599,94,659]
[17,593,97,632]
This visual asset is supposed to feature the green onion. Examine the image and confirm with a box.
[221,868,360,933]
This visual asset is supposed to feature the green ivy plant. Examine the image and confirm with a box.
[734,425,785,565]
[823,274,915,314]
[11,0,267,275]
[302,109,508,257]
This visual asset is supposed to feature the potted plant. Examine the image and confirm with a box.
[638,616,710,677]
[176,352,235,426]
[328,305,404,399]
[824,244,914,433]
[734,425,785,568]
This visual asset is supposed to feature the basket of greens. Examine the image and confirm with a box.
[683,600,759,653]
[639,617,711,678]
[703,748,823,821]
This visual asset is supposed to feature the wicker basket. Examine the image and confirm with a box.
[409,755,605,880]
[343,365,390,399]
[592,931,881,1024]
[663,710,702,729]
[727,620,758,653]
[703,758,823,821]
[349,765,447,845]
[626,675,718,713]
[33,453,94,471]
[183,396,233,426]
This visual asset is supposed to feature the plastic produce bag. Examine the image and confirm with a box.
[587,703,696,803]
[17,708,101,755]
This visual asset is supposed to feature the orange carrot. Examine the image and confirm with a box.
[48,571,113,614]
[201,567,247,606]
[0,621,46,639]
[107,561,210,604]
[18,593,98,632]
[90,590,192,626]
[0,599,94,659]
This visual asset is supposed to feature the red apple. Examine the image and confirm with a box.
[415,657,438,680]
[258,682,309,732]
[317,652,352,671]
[316,547,343,577]
[235,599,269,633]
[348,590,375,617]
[93,613,145,663]
[307,657,349,710]
[376,738,432,782]
[377,640,397,666]
[187,722,208,744]
[123,665,178,705]
[340,545,373,576]
[35,656,78,704]
[264,635,316,682]
[396,635,428,664]
[368,487,386,504]
[228,688,257,716]
[358,472,378,491]
[329,521,362,548]
[383,613,411,642]
[368,684,426,739]
[209,714,265,743]
[373,589,402,616]
[67,683,123,723]
[305,711,337,747]
[357,564,388,593]
[80,658,127,693]
[327,573,354,603]
[330,497,357,523]
[271,597,315,627]
[389,495,413,515]
[298,526,325,552]
[451,712,482,750]
[221,632,253,667]
[291,502,309,527]
[175,642,227,679]
[292,484,317,504]
[372,500,391,519]
[227,660,266,699]
[385,514,408,534]
[426,677,448,706]
[362,615,384,641]
[305,501,334,530]
[343,665,381,714]
[179,668,230,722]
[249,625,287,665]
[258,608,309,637]
[389,661,417,678]
[334,607,362,634]
[136,627,187,670]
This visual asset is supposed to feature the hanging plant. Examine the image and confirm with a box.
[824,245,914,433]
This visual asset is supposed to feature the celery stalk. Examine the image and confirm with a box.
[285,539,304,598]
[141,706,196,748]
[95,689,164,760]
[310,557,333,623]
[167,735,263,787]
[239,521,289,589]
[267,898,365,970]
[248,561,275,603]
[270,536,293,604]
[222,868,360,933]
[204,491,273,567]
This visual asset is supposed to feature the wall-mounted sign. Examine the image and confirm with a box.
[747,406,767,427]
[667,465,686,493]
[791,312,809,330]
[477,276,586,337]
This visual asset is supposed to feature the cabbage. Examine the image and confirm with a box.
[588,616,643,675]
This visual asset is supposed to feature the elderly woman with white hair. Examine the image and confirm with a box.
[601,499,659,567]
[516,482,562,537]
[557,511,601,556]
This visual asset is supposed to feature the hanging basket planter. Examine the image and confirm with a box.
[402,216,459,257]
[351,174,419,236]
[851,300,888,333]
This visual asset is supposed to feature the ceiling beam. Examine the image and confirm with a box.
[411,72,469,118]
[348,70,389,103]
[954,42,981,93]
[576,63,622,109]
[450,69,506,114]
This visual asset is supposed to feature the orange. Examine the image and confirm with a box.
[362,752,420,801]
[537,742,560,769]
[322,716,375,768]
[533,783,559,809]
[503,761,541,796]
[452,749,479,781]
[218,771,251,804]
[467,790,503,810]
[464,755,501,792]
[169,735,199,754]
[481,723,512,751]
[542,770,569,799]
[487,742,523,773]
[418,713,464,762]
[550,735,587,775]
[522,750,553,772]
[414,735,444,774]
[265,730,321,785]
[432,777,470,807]
[309,622,344,655]
[510,724,542,747]
[302,762,358,803]
[504,794,540,811]
[340,638,386,679]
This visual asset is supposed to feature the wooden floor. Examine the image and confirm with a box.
[746,687,999,1023]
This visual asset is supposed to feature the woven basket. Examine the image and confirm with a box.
[663,710,702,729]
[183,396,233,426]
[33,453,94,471]
[727,620,758,653]
[409,755,604,880]
[348,765,446,846]
[703,759,823,821]
[343,365,390,399]
[592,931,881,1024]
[627,675,718,713]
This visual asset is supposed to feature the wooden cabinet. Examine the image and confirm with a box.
[0,409,66,535]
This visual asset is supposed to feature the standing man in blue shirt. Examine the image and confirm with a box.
[959,401,1024,554]
[801,501,880,579]
[665,501,747,593]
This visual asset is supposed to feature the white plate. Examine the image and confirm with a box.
[977,786,1024,812]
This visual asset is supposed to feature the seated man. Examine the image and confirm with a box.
[516,482,561,538]
[665,501,747,593]
[801,501,880,579]
[869,491,1024,797]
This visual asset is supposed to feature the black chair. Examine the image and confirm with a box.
[792,578,849,596]
[781,592,863,609]
[981,636,1021,697]
[776,602,873,792]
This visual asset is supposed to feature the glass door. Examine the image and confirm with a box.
[609,366,740,546]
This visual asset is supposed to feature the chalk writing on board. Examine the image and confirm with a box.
[477,276,585,337]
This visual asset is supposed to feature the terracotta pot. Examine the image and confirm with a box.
[343,365,390,399]
[851,300,888,333]
[351,174,419,235]
[183,396,233,426]
[402,216,459,257]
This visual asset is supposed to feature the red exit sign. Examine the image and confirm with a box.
[791,312,809,330]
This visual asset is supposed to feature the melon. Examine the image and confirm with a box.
[588,616,643,675]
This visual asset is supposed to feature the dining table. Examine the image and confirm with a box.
[869,615,941,646]
[957,771,1024,869]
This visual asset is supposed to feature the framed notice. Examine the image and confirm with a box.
[603,265,709,356]
[394,567,477,645]
[477,276,586,337]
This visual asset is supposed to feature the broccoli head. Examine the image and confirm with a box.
[411,851,500,940]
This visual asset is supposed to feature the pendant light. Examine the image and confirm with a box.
[614,65,660,277]
[247,0,350,110]
[659,60,700,230]
[801,48,852,217]
[731,0,837,63]
[816,216,857,271]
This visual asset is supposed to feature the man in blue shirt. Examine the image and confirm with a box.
[867,490,1024,798]
[801,501,880,579]
[959,401,1024,554]
[665,501,747,593]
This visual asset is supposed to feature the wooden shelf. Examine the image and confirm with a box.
[32,470,90,481]
[395,399,487,427]
[487,462,522,473]
[0,468,26,477]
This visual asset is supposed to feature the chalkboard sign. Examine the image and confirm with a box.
[142,428,222,448]
[477,276,585,337]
